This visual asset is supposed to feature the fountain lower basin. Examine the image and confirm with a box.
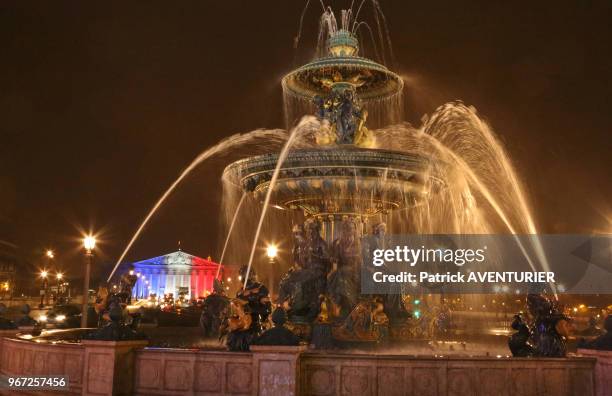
[224,147,441,218]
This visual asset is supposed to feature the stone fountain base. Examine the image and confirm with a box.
[0,334,601,395]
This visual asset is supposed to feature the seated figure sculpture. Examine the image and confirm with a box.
[227,266,271,351]
[312,86,372,146]
[200,279,229,338]
[578,314,612,351]
[84,305,145,341]
[332,297,389,343]
[525,293,571,357]
[328,218,362,318]
[86,281,145,341]
[278,220,330,322]
[508,314,535,357]
[362,222,411,323]
[278,224,308,314]
[226,298,254,351]
[252,307,301,346]
[119,265,138,305]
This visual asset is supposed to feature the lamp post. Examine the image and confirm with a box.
[81,235,96,328]
[266,244,278,298]
[45,250,54,305]
[56,272,63,304]
[39,270,48,308]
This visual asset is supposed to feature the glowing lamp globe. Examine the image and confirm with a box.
[266,244,278,259]
[83,235,96,251]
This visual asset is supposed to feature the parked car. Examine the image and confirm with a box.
[38,305,81,329]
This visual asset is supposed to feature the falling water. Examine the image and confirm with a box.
[242,116,319,289]
[218,103,549,290]
[216,192,247,279]
[371,102,550,276]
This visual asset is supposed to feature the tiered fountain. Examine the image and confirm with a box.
[223,10,446,343]
[225,13,440,243]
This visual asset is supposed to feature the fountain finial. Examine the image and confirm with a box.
[327,29,359,57]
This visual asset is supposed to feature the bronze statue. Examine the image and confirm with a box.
[225,299,253,351]
[252,307,301,346]
[508,292,571,357]
[119,266,138,304]
[362,222,409,322]
[332,298,388,342]
[84,304,145,341]
[312,86,370,146]
[226,266,271,351]
[578,315,612,351]
[508,314,534,357]
[279,221,330,322]
[200,279,229,338]
[526,293,571,357]
[328,218,361,318]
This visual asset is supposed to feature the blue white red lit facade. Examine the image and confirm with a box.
[131,250,221,300]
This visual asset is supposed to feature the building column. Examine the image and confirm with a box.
[204,271,211,295]
[203,270,208,295]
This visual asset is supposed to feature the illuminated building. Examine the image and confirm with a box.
[131,250,221,300]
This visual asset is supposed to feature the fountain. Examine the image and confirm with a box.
[96,2,551,350]
[8,5,604,395]
[220,6,548,347]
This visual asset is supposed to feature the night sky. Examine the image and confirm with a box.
[0,1,610,286]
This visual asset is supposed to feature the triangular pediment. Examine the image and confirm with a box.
[133,250,219,268]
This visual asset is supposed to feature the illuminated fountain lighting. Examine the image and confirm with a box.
[222,7,549,286]
[109,4,549,310]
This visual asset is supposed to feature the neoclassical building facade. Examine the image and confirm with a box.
[131,250,221,300]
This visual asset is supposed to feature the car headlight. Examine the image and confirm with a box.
[38,315,47,322]
[55,315,66,322]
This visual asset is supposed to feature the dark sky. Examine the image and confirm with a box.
[0,1,610,284]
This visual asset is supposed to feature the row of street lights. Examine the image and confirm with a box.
[38,269,64,307]
[39,270,64,280]
[40,235,96,327]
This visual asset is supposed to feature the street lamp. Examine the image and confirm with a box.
[83,236,96,252]
[46,250,54,259]
[266,244,278,260]
[56,272,64,305]
[81,235,96,327]
[266,244,278,298]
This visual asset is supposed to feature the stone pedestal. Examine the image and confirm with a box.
[81,339,148,396]
[251,345,306,396]
[578,349,612,396]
